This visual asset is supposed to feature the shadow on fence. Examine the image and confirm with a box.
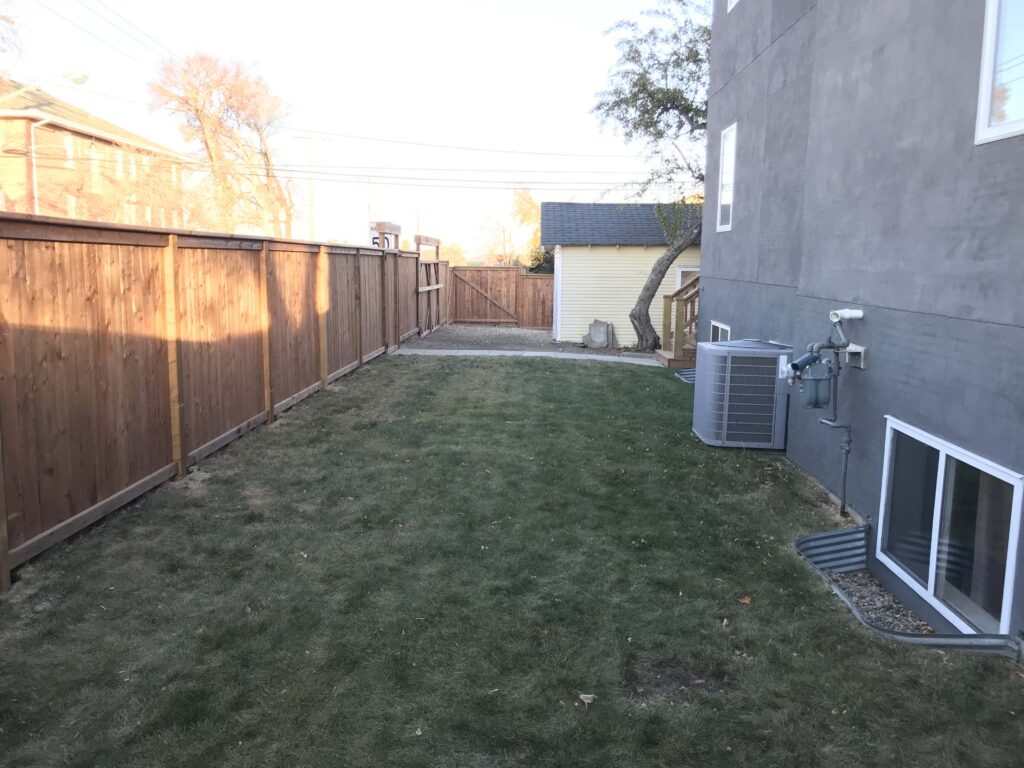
[0,214,450,587]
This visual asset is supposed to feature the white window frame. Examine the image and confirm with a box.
[716,122,737,232]
[115,149,124,179]
[976,0,1024,144]
[710,321,731,342]
[875,416,1024,634]
[63,134,75,167]
[675,265,699,289]
[727,0,739,11]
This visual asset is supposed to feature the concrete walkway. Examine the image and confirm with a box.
[391,348,660,367]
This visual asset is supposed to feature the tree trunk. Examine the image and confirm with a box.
[628,223,702,352]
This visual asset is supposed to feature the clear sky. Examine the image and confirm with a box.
[3,0,665,252]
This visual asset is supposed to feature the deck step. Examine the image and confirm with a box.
[655,346,696,369]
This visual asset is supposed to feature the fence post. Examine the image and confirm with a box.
[162,234,185,479]
[354,252,363,365]
[662,296,673,351]
[674,295,686,358]
[0,428,9,591]
[259,241,275,422]
[317,245,329,385]
[393,252,401,345]
[380,252,389,352]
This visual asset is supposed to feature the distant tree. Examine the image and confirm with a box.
[150,54,293,237]
[440,242,468,266]
[595,0,710,350]
[513,188,543,267]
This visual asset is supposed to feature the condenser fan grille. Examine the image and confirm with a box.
[692,342,791,450]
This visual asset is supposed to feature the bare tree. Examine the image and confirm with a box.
[151,55,293,237]
[595,0,709,350]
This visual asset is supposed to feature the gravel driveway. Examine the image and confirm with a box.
[403,324,653,359]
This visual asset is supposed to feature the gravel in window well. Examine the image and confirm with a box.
[829,570,935,635]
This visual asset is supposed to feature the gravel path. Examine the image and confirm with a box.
[404,325,654,360]
[830,570,935,635]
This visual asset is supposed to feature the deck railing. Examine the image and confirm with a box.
[661,272,700,358]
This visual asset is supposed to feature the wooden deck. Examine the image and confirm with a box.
[655,337,696,369]
[656,272,698,368]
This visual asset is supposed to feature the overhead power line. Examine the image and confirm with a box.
[24,150,661,188]
[286,127,639,159]
[92,0,179,59]
[75,0,168,61]
[34,0,146,65]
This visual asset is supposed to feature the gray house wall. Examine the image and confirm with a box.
[700,0,1024,635]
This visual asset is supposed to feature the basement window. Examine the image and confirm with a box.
[876,417,1023,634]
[710,321,731,342]
[717,123,736,232]
[977,0,1024,143]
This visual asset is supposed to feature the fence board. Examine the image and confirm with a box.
[360,253,384,358]
[177,246,264,456]
[517,274,554,330]
[0,237,172,553]
[399,254,419,340]
[327,252,360,375]
[268,249,321,409]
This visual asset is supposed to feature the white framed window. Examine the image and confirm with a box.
[727,0,739,11]
[128,155,137,180]
[710,321,731,342]
[717,122,737,232]
[115,149,124,179]
[675,265,699,289]
[63,134,75,167]
[977,0,1024,144]
[876,416,1023,634]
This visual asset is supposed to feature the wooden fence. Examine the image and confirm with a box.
[450,267,553,329]
[0,214,449,588]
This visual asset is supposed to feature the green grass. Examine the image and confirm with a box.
[1,357,1022,767]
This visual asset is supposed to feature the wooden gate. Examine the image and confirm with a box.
[451,267,552,329]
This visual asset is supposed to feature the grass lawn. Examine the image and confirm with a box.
[1,357,1022,767]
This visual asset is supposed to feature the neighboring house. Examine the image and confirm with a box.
[700,0,1024,638]
[541,202,701,346]
[0,81,187,228]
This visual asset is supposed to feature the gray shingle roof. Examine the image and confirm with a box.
[540,202,701,248]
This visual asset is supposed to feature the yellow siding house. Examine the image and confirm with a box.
[541,202,701,346]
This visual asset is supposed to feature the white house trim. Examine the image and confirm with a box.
[976,0,1024,144]
[552,245,563,340]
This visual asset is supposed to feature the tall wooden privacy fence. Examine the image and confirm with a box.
[0,214,449,588]
[450,267,553,329]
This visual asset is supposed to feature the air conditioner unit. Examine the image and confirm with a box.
[693,340,792,450]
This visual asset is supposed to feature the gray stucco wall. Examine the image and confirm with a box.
[701,0,1024,636]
